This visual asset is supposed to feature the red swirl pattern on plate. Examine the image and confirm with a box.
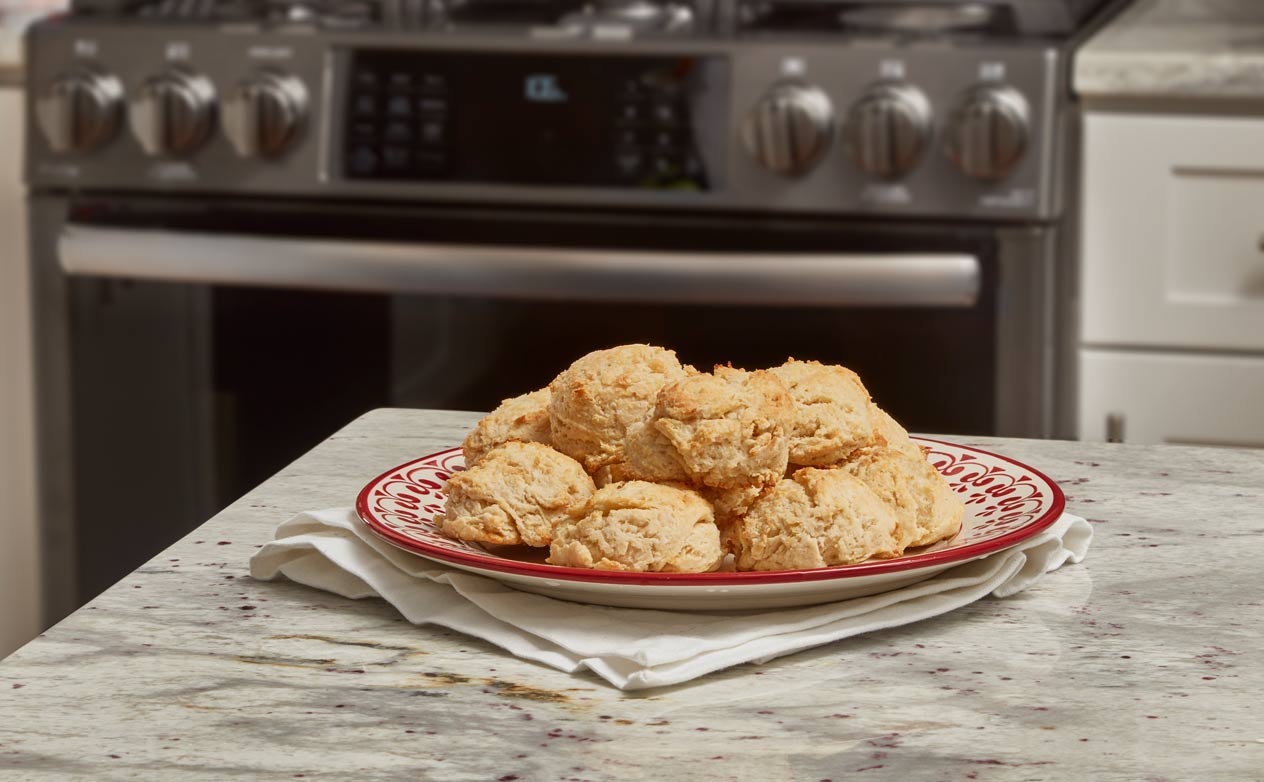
[361,448,484,556]
[924,446,1050,540]
[355,439,1065,586]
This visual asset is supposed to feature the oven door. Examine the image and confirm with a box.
[30,195,1058,617]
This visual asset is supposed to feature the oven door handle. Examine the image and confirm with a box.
[58,226,981,308]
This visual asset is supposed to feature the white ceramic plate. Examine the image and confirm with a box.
[356,439,1065,611]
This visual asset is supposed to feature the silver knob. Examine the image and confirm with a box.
[945,85,1029,181]
[36,68,123,155]
[740,83,834,177]
[129,69,216,158]
[842,83,931,179]
[222,71,308,159]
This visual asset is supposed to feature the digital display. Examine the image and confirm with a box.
[345,51,716,190]
[524,73,569,103]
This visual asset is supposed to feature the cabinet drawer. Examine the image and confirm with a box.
[1081,113,1264,352]
[1078,348,1264,447]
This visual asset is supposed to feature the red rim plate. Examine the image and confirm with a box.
[355,439,1065,586]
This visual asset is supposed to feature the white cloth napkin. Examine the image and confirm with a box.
[250,509,1091,691]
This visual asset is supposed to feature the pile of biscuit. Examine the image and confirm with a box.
[437,344,964,573]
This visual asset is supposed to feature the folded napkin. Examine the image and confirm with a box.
[250,509,1091,691]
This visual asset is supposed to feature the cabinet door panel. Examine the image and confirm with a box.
[1082,113,1264,351]
[1078,349,1264,447]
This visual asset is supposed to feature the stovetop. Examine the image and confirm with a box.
[65,0,1112,38]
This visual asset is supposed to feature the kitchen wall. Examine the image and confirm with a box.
[0,81,41,659]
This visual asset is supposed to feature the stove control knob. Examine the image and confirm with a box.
[842,83,931,179]
[945,85,1029,181]
[36,68,123,155]
[741,83,834,177]
[129,69,216,158]
[222,71,308,159]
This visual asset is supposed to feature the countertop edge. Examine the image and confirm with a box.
[1074,0,1264,103]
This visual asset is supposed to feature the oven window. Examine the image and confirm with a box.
[387,294,995,433]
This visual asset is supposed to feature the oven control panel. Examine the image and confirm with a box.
[23,21,1069,220]
[342,51,716,190]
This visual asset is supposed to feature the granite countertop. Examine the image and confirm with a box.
[3,408,1263,780]
[1075,0,1264,101]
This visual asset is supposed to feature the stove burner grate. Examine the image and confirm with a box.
[839,3,995,34]
[437,0,694,35]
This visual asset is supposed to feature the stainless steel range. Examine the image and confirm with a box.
[24,0,1120,619]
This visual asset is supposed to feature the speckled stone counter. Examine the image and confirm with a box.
[1076,0,1264,102]
[3,408,1263,780]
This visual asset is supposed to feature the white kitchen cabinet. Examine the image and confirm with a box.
[1078,111,1264,447]
[1081,113,1264,353]
[1079,348,1264,447]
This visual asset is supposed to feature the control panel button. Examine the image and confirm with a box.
[353,93,377,116]
[347,144,378,176]
[651,102,680,125]
[129,68,216,158]
[382,120,412,143]
[842,82,931,180]
[616,150,644,178]
[385,94,412,117]
[741,82,834,177]
[418,96,447,116]
[945,85,1030,181]
[651,154,678,178]
[652,129,678,149]
[419,74,448,95]
[386,72,414,91]
[222,70,309,160]
[419,119,445,145]
[381,145,412,173]
[36,67,123,155]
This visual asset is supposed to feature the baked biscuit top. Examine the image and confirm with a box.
[439,441,595,548]
[548,481,722,574]
[548,344,693,473]
[729,467,901,571]
[769,359,881,467]
[461,387,552,467]
[624,366,793,490]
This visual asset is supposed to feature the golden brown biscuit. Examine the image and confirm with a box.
[623,366,793,490]
[438,442,595,548]
[702,484,769,560]
[769,359,881,466]
[840,447,964,549]
[461,388,552,467]
[591,461,638,488]
[548,344,694,473]
[623,422,690,484]
[872,406,926,460]
[547,481,722,573]
[729,467,901,571]
[702,484,769,557]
